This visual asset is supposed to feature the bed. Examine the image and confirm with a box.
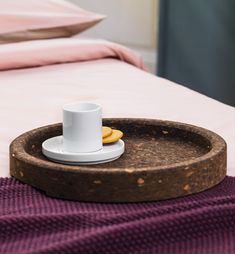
[1,1,235,253]
[1,36,235,178]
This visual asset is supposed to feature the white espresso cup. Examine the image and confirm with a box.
[62,102,102,153]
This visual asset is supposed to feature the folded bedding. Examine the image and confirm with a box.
[1,37,235,253]
[1,176,235,254]
[0,37,146,70]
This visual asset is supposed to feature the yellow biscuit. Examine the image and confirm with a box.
[102,126,113,138]
[103,129,123,144]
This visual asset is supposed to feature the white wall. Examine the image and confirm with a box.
[69,0,159,73]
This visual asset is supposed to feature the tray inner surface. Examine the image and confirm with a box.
[26,122,211,169]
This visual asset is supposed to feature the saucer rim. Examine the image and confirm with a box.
[42,136,125,163]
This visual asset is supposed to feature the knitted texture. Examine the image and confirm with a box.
[0,177,235,254]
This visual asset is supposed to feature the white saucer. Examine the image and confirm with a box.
[42,136,125,165]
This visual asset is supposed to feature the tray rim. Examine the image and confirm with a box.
[10,118,226,174]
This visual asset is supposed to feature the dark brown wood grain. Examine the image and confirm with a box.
[10,118,227,202]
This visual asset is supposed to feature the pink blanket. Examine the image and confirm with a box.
[0,37,146,71]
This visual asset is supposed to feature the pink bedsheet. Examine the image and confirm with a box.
[0,38,235,177]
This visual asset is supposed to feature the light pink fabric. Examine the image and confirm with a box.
[0,0,104,34]
[0,38,146,71]
[0,39,235,178]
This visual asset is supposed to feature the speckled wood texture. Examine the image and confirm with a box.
[10,118,226,202]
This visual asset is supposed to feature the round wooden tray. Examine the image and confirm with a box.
[10,118,227,203]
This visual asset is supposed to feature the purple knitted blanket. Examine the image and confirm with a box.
[0,177,235,254]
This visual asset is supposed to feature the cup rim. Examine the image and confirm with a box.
[63,102,101,113]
